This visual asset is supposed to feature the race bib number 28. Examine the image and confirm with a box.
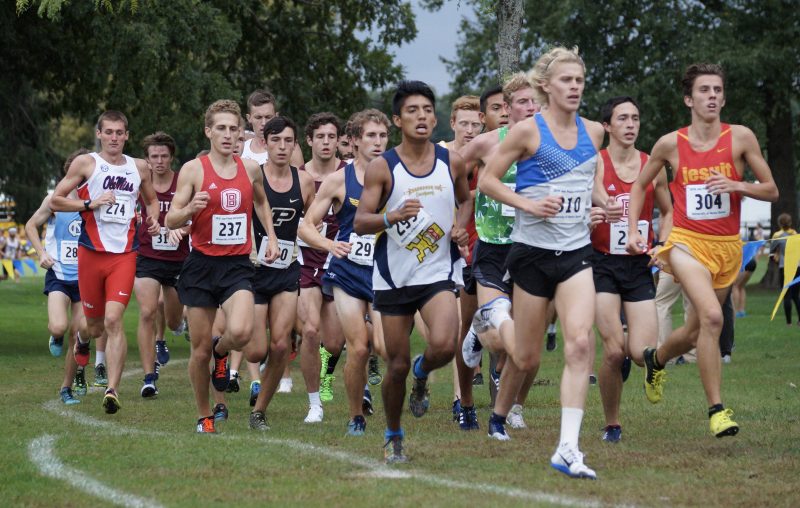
[212,214,246,245]
[60,240,78,265]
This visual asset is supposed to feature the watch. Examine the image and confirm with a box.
[83,199,92,211]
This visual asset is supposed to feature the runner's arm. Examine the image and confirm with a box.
[24,195,55,268]
[652,168,673,243]
[50,154,105,212]
[249,161,279,263]
[354,157,394,235]
[627,134,672,254]
[165,161,200,229]
[298,172,350,257]
[137,159,161,235]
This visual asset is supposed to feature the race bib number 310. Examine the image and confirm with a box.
[212,214,246,245]
[686,184,730,220]
[547,187,588,224]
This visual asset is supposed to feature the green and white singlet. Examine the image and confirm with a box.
[474,126,516,245]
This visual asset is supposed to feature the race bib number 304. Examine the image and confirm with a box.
[100,195,134,224]
[547,187,588,224]
[348,233,375,265]
[152,227,178,251]
[387,208,433,247]
[686,184,730,220]
[610,220,649,255]
[212,213,247,245]
[60,240,78,265]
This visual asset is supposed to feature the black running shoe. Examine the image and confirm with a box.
[210,336,230,392]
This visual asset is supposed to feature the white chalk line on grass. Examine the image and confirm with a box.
[28,434,164,508]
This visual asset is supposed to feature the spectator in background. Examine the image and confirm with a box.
[771,213,800,326]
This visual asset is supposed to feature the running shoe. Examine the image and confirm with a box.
[368,354,383,386]
[452,398,462,422]
[621,356,632,383]
[471,305,493,334]
[347,415,367,436]
[546,331,557,352]
[589,374,597,385]
[171,320,186,336]
[319,346,332,377]
[49,336,63,357]
[643,347,666,403]
[710,408,739,438]
[363,387,374,416]
[140,373,158,398]
[94,363,108,387]
[384,435,408,464]
[735,311,746,318]
[461,328,483,368]
[213,403,228,423]
[722,354,732,364]
[550,446,597,479]
[472,373,484,385]
[602,425,622,443]
[196,416,215,434]
[490,368,501,393]
[227,372,241,393]
[74,338,90,367]
[249,410,269,431]
[487,414,510,441]
[74,367,87,396]
[675,355,686,365]
[155,339,170,366]
[183,319,190,342]
[154,361,160,380]
[459,405,479,431]
[249,380,261,407]
[408,356,429,418]
[320,374,334,402]
[210,336,229,392]
[277,377,293,393]
[60,387,80,405]
[304,404,324,423]
[506,404,527,429]
[103,388,121,414]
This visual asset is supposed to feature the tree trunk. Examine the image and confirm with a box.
[495,0,523,79]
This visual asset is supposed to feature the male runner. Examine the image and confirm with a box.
[480,47,622,479]
[459,75,540,438]
[51,110,161,414]
[626,63,778,437]
[166,99,279,433]
[299,108,390,435]
[241,89,305,168]
[590,96,672,442]
[134,132,190,397]
[247,116,316,430]
[297,112,347,408]
[355,80,470,463]
[26,149,89,404]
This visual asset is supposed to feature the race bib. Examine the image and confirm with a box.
[547,186,588,224]
[386,207,433,247]
[501,182,516,217]
[257,236,294,269]
[296,218,327,248]
[686,184,730,220]
[100,195,134,224]
[60,240,78,265]
[347,232,375,266]
[212,213,247,245]
[152,227,179,251]
[610,220,649,255]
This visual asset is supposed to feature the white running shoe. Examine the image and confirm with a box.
[304,404,323,423]
[506,404,527,429]
[277,377,293,393]
[461,328,483,368]
[550,446,597,479]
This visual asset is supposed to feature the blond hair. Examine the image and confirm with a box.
[528,46,585,106]
[204,100,241,128]
[449,95,480,122]
[502,73,532,105]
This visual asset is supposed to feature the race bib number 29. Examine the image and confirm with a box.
[348,233,375,265]
[212,213,246,245]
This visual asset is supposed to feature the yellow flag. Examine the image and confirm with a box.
[1,260,14,277]
[771,234,800,319]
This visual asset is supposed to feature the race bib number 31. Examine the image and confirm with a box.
[686,184,730,220]
[547,187,587,224]
[152,227,178,251]
[610,220,649,255]
[387,208,433,247]
[348,233,375,265]
[60,240,78,265]
[100,195,134,224]
[212,213,246,245]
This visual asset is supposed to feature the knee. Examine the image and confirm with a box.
[431,337,456,361]
[103,316,122,335]
[603,344,626,366]
[138,304,157,324]
[192,346,211,365]
[348,341,370,366]
[513,350,540,373]
[387,355,410,381]
[227,325,253,349]
[302,324,319,344]
[699,308,724,333]
[269,336,290,360]
[564,330,592,364]
[48,320,69,337]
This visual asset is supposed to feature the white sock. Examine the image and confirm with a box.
[559,407,584,450]
[77,332,89,345]
[308,392,321,407]
[230,369,238,378]
[364,383,369,390]
[547,323,557,334]
[95,351,106,366]
[155,337,163,343]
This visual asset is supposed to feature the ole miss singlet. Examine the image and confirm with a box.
[191,155,253,256]
[591,150,655,254]
[671,124,741,236]
[137,173,190,261]
[76,152,141,253]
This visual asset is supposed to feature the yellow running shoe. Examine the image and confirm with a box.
[710,408,739,438]
[643,347,666,403]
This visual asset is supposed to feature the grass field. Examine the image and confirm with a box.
[2,272,799,507]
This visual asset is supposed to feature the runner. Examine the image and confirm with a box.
[166,99,279,433]
[133,132,190,398]
[299,108,390,435]
[50,110,162,414]
[354,80,471,463]
[479,47,622,479]
[627,63,778,438]
[241,89,305,168]
[590,96,672,442]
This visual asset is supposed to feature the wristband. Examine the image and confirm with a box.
[653,241,665,247]
[383,212,391,228]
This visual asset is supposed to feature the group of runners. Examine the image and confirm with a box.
[29,46,778,479]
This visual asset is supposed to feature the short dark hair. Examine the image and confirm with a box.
[96,110,128,130]
[247,89,277,112]
[479,85,503,113]
[264,116,297,140]
[304,112,342,140]
[141,131,176,157]
[62,148,89,177]
[392,80,436,116]
[681,63,725,98]
[600,96,640,124]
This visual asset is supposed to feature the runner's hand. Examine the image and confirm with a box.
[168,228,184,246]
[625,230,648,255]
[707,170,741,195]
[526,195,562,218]
[189,191,209,214]
[588,207,606,231]
[329,240,351,259]
[604,198,623,223]
[263,237,280,263]
[451,226,469,247]
[146,215,160,236]
[38,251,55,269]
[94,191,116,208]
[389,199,423,223]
